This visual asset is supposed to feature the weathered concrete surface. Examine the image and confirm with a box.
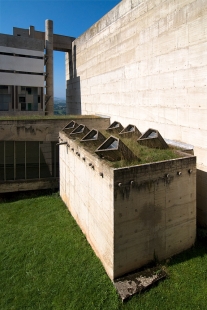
[66,0,207,225]
[13,27,75,51]
[0,117,110,141]
[45,20,54,115]
[0,178,59,193]
[113,156,196,278]
[59,129,196,280]
[0,33,44,51]
[114,266,167,301]
[59,130,114,279]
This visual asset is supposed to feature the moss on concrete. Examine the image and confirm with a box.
[0,114,101,121]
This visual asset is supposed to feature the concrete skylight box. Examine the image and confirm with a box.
[59,124,196,281]
[138,128,168,149]
[106,121,124,134]
[70,124,90,139]
[119,124,142,140]
[95,136,138,162]
[80,129,106,148]
[63,120,78,134]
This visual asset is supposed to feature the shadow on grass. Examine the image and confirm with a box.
[166,237,207,268]
[0,189,59,203]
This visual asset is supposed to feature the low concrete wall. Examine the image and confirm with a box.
[0,178,59,193]
[59,130,196,280]
[0,117,110,193]
[0,117,110,141]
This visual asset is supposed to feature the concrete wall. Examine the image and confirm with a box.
[13,27,75,51]
[0,117,110,193]
[0,117,110,141]
[59,131,114,279]
[67,0,207,225]
[114,156,196,278]
[0,33,44,51]
[59,129,196,279]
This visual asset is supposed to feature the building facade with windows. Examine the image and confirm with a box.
[0,33,45,115]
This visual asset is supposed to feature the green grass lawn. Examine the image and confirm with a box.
[0,192,207,310]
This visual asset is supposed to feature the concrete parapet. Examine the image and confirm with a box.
[0,33,44,51]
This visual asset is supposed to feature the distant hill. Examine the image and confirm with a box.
[54,97,66,115]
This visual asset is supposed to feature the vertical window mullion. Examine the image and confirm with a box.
[4,141,6,181]
[39,141,40,179]
[14,141,16,180]
[25,141,27,180]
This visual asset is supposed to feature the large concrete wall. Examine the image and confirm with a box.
[67,0,207,225]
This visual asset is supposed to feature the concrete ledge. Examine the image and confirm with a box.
[0,178,59,193]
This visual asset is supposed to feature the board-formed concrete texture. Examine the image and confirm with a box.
[66,0,207,226]
[59,129,196,280]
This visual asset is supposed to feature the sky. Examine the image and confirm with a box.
[0,0,121,98]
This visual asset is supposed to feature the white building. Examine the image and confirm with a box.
[0,31,45,115]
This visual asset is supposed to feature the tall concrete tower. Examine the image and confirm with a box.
[45,19,54,115]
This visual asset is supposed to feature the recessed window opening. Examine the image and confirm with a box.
[147,131,157,138]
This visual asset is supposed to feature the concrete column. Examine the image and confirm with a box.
[45,19,54,115]
[29,26,35,38]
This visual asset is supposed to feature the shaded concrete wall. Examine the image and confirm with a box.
[59,131,114,279]
[67,0,207,225]
[59,129,196,279]
[114,157,196,278]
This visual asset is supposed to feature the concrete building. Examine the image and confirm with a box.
[0,20,75,115]
[0,33,45,115]
[66,0,207,226]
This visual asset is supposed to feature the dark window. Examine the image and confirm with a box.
[19,97,25,103]
[0,85,8,90]
[26,87,32,95]
[21,103,26,111]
